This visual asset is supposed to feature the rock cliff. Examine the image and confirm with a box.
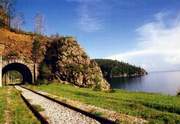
[0,7,110,90]
[45,37,110,90]
[0,28,110,91]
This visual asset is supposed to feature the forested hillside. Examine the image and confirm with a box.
[94,59,147,79]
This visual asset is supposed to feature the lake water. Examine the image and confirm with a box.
[110,71,180,95]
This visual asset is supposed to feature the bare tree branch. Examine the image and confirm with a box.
[34,13,45,34]
[11,12,25,30]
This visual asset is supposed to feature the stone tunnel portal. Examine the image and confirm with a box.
[2,63,33,85]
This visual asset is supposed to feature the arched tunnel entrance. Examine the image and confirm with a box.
[2,63,33,85]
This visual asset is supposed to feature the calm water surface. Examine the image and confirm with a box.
[110,71,180,95]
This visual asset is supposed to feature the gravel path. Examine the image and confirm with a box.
[15,86,100,124]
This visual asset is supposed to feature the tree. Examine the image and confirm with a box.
[0,0,16,27]
[32,40,41,82]
[39,62,51,79]
[11,12,25,30]
[94,59,147,79]
[34,13,44,34]
[38,62,52,84]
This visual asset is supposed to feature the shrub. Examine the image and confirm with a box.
[36,79,49,85]
[38,62,52,83]
[65,64,84,73]
[92,76,101,91]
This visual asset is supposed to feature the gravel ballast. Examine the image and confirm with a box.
[15,86,100,124]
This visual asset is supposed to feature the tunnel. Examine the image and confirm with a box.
[2,63,33,84]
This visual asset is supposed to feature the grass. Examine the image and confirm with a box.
[28,83,180,124]
[32,104,45,112]
[0,88,7,124]
[0,87,40,124]
[91,111,103,116]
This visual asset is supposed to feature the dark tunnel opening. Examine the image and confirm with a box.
[2,63,33,85]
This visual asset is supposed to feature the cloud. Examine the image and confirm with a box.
[77,2,103,32]
[106,12,180,71]
[66,0,109,32]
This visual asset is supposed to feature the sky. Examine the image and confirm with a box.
[15,0,180,72]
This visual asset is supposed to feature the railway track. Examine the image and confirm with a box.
[16,86,116,124]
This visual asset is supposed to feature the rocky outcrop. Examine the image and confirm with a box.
[44,37,110,91]
[0,27,110,91]
[0,6,110,90]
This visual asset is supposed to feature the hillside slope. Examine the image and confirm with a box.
[0,6,110,90]
[94,59,147,79]
[0,28,110,90]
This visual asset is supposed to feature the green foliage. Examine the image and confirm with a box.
[32,39,41,63]
[38,62,52,82]
[91,111,103,116]
[94,59,147,79]
[92,76,101,91]
[65,64,84,73]
[28,83,180,124]
[32,104,44,112]
[36,79,49,85]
